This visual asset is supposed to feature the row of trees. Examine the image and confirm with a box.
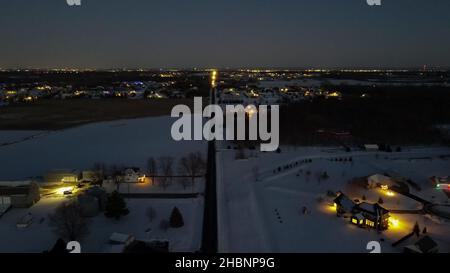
[147,152,206,190]
[91,151,206,190]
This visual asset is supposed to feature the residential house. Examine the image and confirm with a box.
[334,193,390,230]
[45,169,80,184]
[122,168,146,183]
[350,202,390,230]
[0,181,40,210]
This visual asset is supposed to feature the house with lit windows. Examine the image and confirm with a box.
[334,193,390,231]
[122,168,146,183]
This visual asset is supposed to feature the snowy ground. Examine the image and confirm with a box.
[0,116,206,253]
[0,195,203,253]
[217,144,450,253]
[0,116,206,180]
[85,197,203,253]
[0,130,47,146]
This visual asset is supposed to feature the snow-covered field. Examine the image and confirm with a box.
[0,196,203,253]
[0,130,47,146]
[0,116,206,180]
[217,145,450,253]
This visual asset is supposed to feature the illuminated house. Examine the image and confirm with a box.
[122,168,146,183]
[334,193,390,231]
[45,169,80,184]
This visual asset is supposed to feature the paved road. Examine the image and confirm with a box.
[201,84,218,253]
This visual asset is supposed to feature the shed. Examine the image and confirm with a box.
[109,232,135,246]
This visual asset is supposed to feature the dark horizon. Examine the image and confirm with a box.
[1,0,450,69]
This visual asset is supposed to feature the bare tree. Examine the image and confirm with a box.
[147,157,158,184]
[49,202,89,241]
[159,156,174,190]
[146,206,156,223]
[179,152,206,189]
[178,176,191,190]
[91,162,106,183]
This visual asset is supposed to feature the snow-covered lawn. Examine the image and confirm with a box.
[0,130,47,145]
[217,145,450,253]
[83,197,203,253]
[0,196,67,253]
[0,196,203,253]
[0,116,206,180]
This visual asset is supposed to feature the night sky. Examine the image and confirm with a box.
[1,0,450,69]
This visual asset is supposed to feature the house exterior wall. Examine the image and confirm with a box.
[45,172,80,184]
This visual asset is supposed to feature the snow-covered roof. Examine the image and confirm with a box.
[359,202,376,213]
[109,233,134,244]
[364,144,379,149]
[368,174,392,185]
[357,202,389,216]
[334,193,356,211]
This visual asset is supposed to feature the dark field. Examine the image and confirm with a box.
[0,99,193,130]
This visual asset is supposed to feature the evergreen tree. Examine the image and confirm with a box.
[169,207,184,228]
[105,191,129,220]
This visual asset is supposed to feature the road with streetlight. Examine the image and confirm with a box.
[201,70,218,253]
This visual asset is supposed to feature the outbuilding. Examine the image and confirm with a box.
[0,181,40,209]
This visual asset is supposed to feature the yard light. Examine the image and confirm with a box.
[389,217,400,228]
